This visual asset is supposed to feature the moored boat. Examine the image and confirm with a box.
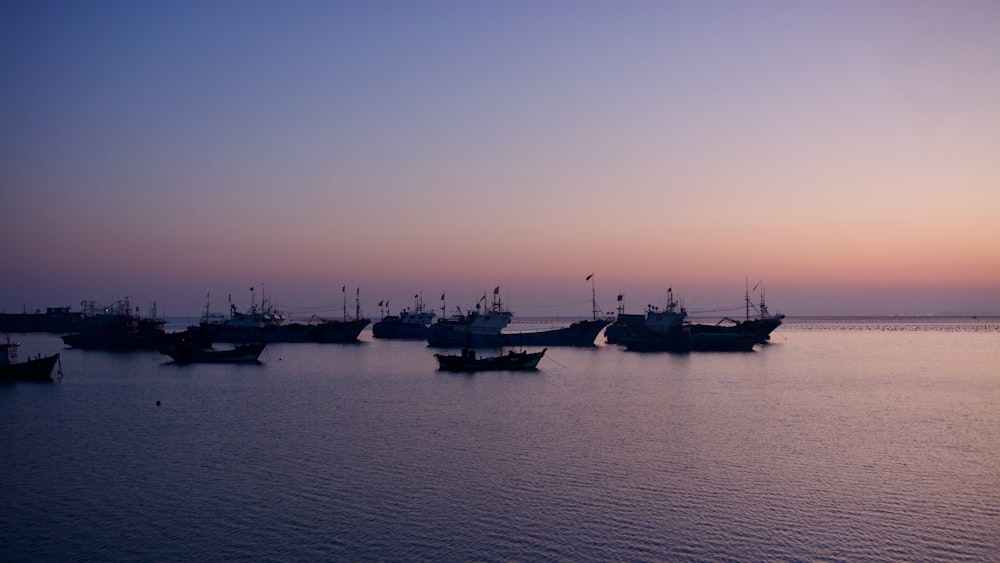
[372,293,437,340]
[605,288,688,344]
[499,275,611,347]
[309,317,370,343]
[622,324,756,352]
[427,287,513,347]
[1,338,61,381]
[0,306,84,333]
[212,290,290,343]
[308,287,370,343]
[501,318,611,347]
[61,298,167,350]
[434,347,546,372]
[740,282,785,342]
[212,287,370,344]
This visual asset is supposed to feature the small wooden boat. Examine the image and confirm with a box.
[1,338,61,382]
[434,347,546,372]
[160,342,266,364]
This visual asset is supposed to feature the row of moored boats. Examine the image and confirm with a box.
[1,284,783,378]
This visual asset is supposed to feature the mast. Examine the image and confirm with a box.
[746,277,751,322]
[587,273,597,320]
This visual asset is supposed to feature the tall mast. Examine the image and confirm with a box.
[341,285,347,320]
[587,273,597,320]
[746,276,750,322]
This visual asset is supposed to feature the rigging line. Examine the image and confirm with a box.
[687,306,745,314]
[543,354,569,368]
[512,299,592,309]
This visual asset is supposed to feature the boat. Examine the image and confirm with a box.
[0,305,84,333]
[309,317,371,343]
[372,293,437,340]
[739,282,785,342]
[213,288,370,344]
[501,318,611,347]
[698,282,785,344]
[61,298,167,350]
[499,275,611,347]
[608,288,757,352]
[426,287,513,347]
[160,342,267,364]
[434,347,546,372]
[307,287,371,343]
[1,338,61,381]
[605,288,688,344]
[212,290,293,343]
[622,324,757,352]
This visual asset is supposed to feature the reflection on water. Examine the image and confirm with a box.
[1,319,998,561]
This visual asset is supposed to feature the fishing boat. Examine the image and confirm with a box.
[605,288,688,344]
[308,287,371,343]
[212,289,294,343]
[434,347,546,372]
[608,288,757,352]
[622,325,757,352]
[739,282,785,342]
[372,293,437,340]
[213,287,370,344]
[61,298,167,350]
[0,305,84,333]
[160,342,267,364]
[309,317,370,343]
[427,287,513,347]
[499,275,611,347]
[501,318,611,347]
[1,338,61,381]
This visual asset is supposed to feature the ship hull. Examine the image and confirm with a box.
[500,319,610,347]
[215,320,370,343]
[0,353,60,382]
[310,319,370,343]
[372,321,430,340]
[623,326,756,352]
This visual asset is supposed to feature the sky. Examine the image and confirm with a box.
[2,0,999,318]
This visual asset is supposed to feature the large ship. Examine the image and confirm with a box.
[737,282,785,343]
[608,288,759,352]
[499,276,611,347]
[213,287,370,344]
[604,288,688,344]
[427,288,513,347]
[500,318,610,347]
[622,323,757,352]
[61,298,167,350]
[372,293,437,340]
[0,306,84,333]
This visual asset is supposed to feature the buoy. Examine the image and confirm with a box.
[156,400,161,406]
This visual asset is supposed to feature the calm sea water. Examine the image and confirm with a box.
[2,318,998,561]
